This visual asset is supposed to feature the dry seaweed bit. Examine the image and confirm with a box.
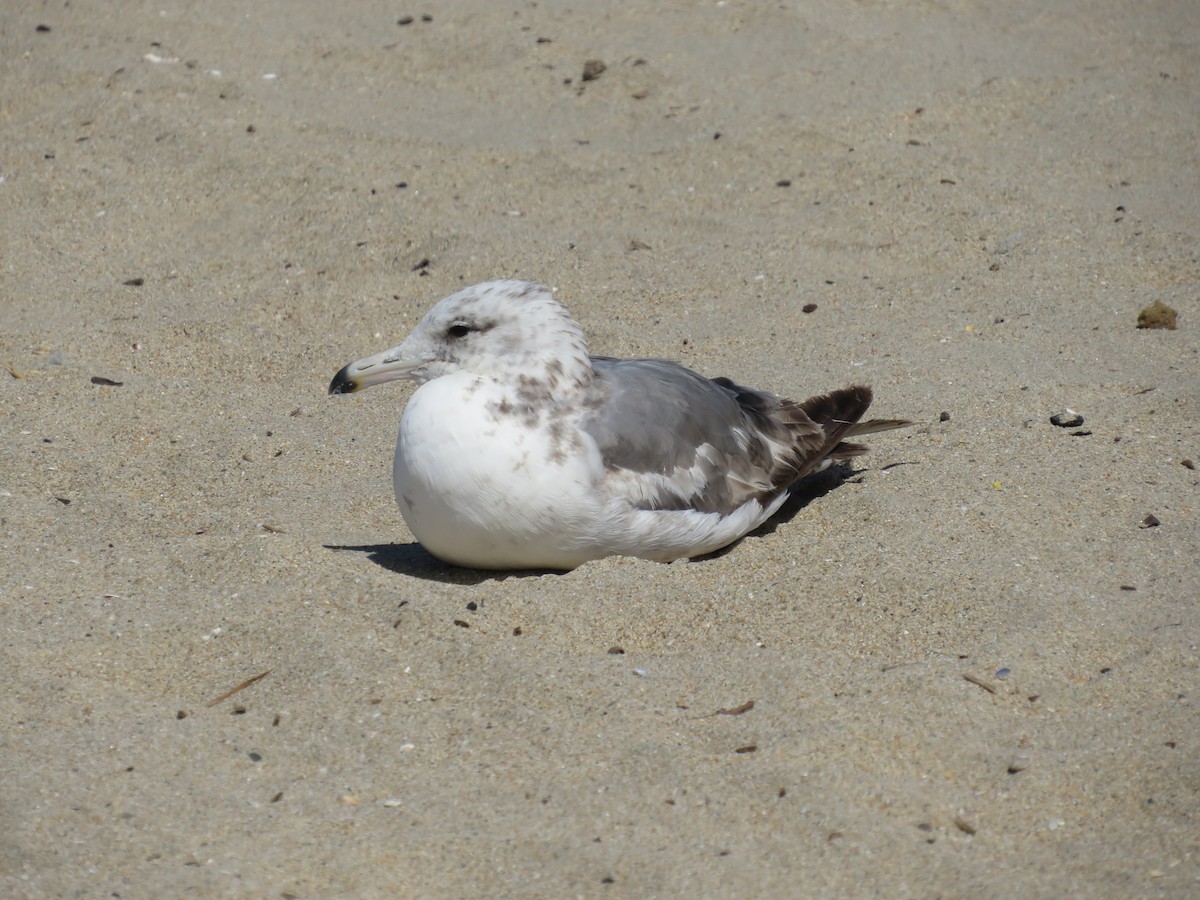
[581,59,606,81]
[607,646,625,655]
[953,815,978,835]
[1136,300,1177,330]
[962,672,997,694]
[123,277,145,286]
[453,619,470,628]
[207,668,273,707]
[90,375,123,386]
[734,743,758,754]
[1181,459,1195,470]
[716,700,755,716]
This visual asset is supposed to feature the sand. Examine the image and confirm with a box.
[1,0,1196,896]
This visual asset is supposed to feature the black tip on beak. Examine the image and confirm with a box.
[328,364,359,395]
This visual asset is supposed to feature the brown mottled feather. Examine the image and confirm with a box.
[584,360,910,515]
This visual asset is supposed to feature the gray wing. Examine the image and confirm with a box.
[580,357,829,515]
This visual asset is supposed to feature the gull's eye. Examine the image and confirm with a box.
[447,323,471,339]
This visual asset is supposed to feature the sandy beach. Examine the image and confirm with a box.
[2,0,1196,896]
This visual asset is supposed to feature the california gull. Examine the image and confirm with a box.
[329,280,909,570]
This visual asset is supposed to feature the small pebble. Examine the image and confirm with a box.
[581,59,606,82]
[1050,410,1084,427]
[801,303,818,313]
[1182,459,1195,470]
[939,411,951,422]
[1139,514,1160,528]
[1007,754,1029,774]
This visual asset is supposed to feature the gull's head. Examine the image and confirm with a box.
[329,280,590,395]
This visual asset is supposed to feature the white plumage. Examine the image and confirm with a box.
[330,280,908,570]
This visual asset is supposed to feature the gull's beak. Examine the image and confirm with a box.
[328,347,425,395]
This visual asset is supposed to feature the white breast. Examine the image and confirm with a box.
[392,372,609,569]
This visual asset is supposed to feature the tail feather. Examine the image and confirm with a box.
[791,386,910,479]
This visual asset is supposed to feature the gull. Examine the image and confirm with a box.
[329,280,909,570]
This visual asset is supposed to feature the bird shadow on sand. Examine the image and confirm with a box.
[323,541,567,585]
[325,463,913,582]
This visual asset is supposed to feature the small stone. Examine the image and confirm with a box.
[397,15,414,25]
[1181,459,1195,470]
[802,303,818,313]
[1050,410,1084,427]
[1136,300,1177,330]
[1139,514,1160,528]
[939,411,951,422]
[581,59,606,82]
